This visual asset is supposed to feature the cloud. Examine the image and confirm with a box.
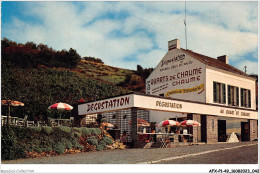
[1,1,258,71]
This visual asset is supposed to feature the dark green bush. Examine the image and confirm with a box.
[96,145,104,151]
[34,147,43,153]
[87,136,98,146]
[72,127,82,137]
[1,126,18,160]
[29,126,42,133]
[72,139,83,150]
[57,126,71,134]
[61,138,73,149]
[99,140,107,148]
[81,127,92,136]
[90,128,101,135]
[103,137,113,145]
[42,126,53,134]
[42,146,52,152]
[53,142,65,154]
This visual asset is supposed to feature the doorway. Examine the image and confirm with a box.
[218,120,226,142]
[241,122,249,141]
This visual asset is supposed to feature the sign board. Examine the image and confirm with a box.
[78,94,258,120]
[146,49,206,102]
[78,94,134,115]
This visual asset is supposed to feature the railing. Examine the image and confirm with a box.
[1,116,74,127]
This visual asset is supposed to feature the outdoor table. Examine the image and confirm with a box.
[137,132,175,147]
[178,134,193,142]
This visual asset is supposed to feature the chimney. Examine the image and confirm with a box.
[217,55,228,64]
[168,39,180,51]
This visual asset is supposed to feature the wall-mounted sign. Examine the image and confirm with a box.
[220,109,250,117]
[165,83,204,97]
[78,95,133,115]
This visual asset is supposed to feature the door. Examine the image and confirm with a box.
[218,120,226,142]
[241,122,249,141]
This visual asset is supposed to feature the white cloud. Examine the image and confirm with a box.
[2,1,258,71]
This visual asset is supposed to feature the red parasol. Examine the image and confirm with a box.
[180,120,201,127]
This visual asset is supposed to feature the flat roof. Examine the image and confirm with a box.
[78,92,258,120]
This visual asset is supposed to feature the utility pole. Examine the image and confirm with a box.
[244,66,247,74]
[184,1,188,49]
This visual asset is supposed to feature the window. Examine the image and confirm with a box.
[228,85,239,106]
[213,82,226,104]
[241,88,251,108]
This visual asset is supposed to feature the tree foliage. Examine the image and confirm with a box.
[2,38,81,68]
[1,38,129,120]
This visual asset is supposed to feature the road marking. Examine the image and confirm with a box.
[138,143,257,164]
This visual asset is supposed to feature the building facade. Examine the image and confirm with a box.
[77,39,258,144]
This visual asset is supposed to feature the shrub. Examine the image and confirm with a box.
[96,145,104,151]
[42,126,53,134]
[90,128,101,135]
[57,126,71,134]
[34,147,43,153]
[61,138,73,149]
[31,138,41,146]
[87,137,98,146]
[72,127,82,137]
[53,142,65,154]
[72,139,83,150]
[1,126,18,160]
[103,137,113,145]
[99,140,107,149]
[29,126,42,133]
[81,127,92,136]
[42,146,52,152]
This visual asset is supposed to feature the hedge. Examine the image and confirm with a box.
[1,126,104,160]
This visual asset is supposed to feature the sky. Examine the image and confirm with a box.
[1,1,258,74]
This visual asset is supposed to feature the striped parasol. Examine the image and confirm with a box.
[158,120,180,127]
[48,102,73,111]
[180,120,201,127]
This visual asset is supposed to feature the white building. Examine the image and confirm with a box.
[146,39,256,110]
[77,39,258,144]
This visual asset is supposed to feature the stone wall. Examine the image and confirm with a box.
[206,115,218,143]
[187,114,201,143]
[249,119,258,141]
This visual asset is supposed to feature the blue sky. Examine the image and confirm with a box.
[1,1,258,74]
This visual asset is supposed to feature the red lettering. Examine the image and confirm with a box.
[94,103,98,110]
[120,98,124,106]
[177,73,180,79]
[117,99,120,107]
[181,71,185,78]
[113,99,117,107]
[87,104,91,112]
[125,97,130,105]
[109,101,113,108]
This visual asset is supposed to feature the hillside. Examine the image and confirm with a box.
[1,38,151,120]
[74,60,147,92]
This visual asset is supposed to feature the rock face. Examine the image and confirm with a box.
[226,132,239,143]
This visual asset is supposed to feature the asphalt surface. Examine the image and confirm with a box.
[1,141,258,164]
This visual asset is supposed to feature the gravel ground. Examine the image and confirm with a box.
[1,141,257,164]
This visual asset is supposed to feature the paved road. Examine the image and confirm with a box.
[2,141,257,164]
